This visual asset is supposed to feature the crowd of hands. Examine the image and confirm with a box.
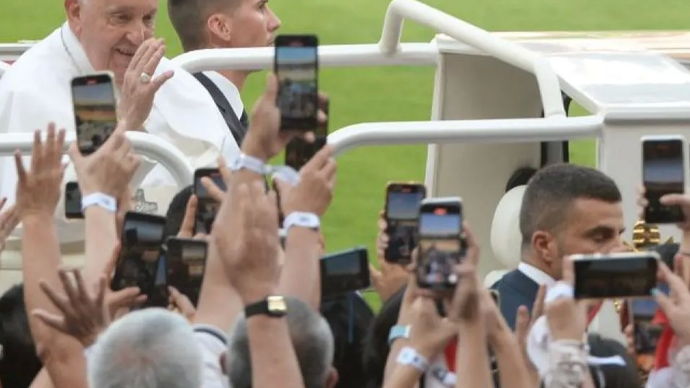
[4,39,690,387]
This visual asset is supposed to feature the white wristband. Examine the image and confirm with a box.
[230,154,266,175]
[396,346,429,372]
[283,212,320,231]
[81,193,117,213]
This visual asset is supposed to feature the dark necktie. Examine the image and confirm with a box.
[240,109,249,130]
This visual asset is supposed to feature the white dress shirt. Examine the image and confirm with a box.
[517,262,556,288]
[203,71,245,120]
[0,23,239,243]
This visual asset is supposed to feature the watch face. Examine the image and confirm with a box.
[267,295,287,313]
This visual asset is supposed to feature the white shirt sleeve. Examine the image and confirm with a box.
[194,324,230,388]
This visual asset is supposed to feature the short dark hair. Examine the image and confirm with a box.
[164,185,193,238]
[0,284,43,388]
[167,0,241,52]
[519,164,621,246]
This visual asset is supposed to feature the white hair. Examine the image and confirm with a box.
[226,297,334,388]
[87,308,203,388]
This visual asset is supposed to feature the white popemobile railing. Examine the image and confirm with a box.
[0,132,193,187]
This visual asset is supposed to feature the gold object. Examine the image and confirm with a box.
[632,220,661,249]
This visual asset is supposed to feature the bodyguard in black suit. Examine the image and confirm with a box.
[489,163,626,328]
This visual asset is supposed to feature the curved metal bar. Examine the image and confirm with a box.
[327,116,603,156]
[171,43,438,72]
[378,0,565,118]
[0,131,193,186]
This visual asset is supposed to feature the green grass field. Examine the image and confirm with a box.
[3,0,690,308]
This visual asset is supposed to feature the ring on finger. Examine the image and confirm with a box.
[139,72,152,84]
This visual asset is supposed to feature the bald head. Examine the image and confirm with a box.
[168,0,242,52]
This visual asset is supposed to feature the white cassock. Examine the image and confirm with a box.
[0,22,240,244]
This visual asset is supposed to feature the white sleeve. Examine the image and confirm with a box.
[194,324,230,388]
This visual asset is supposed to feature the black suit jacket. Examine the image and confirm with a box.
[490,269,540,331]
[193,72,247,146]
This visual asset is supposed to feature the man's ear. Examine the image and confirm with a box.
[64,0,83,28]
[219,351,228,375]
[325,367,339,388]
[532,231,555,265]
[207,13,233,45]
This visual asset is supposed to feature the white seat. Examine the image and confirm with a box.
[485,185,526,287]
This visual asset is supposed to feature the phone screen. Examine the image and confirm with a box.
[194,169,225,235]
[416,201,463,289]
[320,247,370,298]
[71,74,118,155]
[573,255,658,299]
[285,100,328,170]
[384,183,426,264]
[275,35,318,130]
[148,255,170,308]
[64,181,83,219]
[166,238,208,306]
[643,138,685,223]
[111,212,167,303]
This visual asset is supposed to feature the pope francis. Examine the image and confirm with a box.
[0,0,240,243]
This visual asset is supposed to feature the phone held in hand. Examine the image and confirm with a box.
[274,34,319,131]
[571,251,660,299]
[193,168,225,235]
[384,182,426,265]
[111,211,167,308]
[285,99,328,170]
[71,72,118,155]
[165,237,209,306]
[320,247,370,298]
[415,197,466,290]
[641,135,686,224]
[64,181,83,219]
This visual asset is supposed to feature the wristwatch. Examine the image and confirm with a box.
[245,295,288,318]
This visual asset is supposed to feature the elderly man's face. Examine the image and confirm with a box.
[66,0,158,85]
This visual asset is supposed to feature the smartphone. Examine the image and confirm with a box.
[642,136,686,224]
[111,212,167,307]
[165,237,208,306]
[571,252,660,299]
[274,34,319,130]
[193,168,226,235]
[71,72,118,155]
[149,254,170,308]
[320,247,371,298]
[64,181,83,219]
[416,197,465,290]
[384,183,427,265]
[285,99,329,170]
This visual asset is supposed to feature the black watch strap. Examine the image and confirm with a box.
[245,296,288,318]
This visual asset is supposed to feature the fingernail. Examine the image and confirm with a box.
[651,288,661,296]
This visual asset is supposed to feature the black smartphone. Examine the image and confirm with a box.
[572,252,660,299]
[71,73,118,155]
[149,254,170,308]
[274,34,319,130]
[416,197,465,290]
[384,182,426,265]
[320,247,370,298]
[165,237,208,306]
[111,212,167,307]
[64,181,83,219]
[193,168,226,235]
[629,296,663,356]
[642,136,685,224]
[285,99,328,170]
